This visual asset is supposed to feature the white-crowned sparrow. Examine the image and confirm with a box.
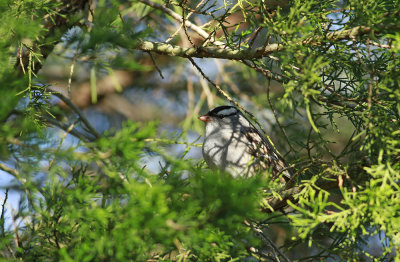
[199,105,292,181]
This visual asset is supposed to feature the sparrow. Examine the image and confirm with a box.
[199,105,292,181]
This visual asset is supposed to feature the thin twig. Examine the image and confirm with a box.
[147,52,164,79]
[248,27,263,48]
[181,0,195,47]
[193,69,214,107]
[187,57,267,134]
[241,59,287,83]
[1,189,9,236]
[165,0,206,43]
[67,40,82,99]
[186,76,195,119]
[369,41,392,49]
[165,24,184,43]
[266,79,295,153]
[131,137,202,147]
[187,57,235,103]
[246,221,291,262]
[19,43,26,75]
[48,122,77,170]
[366,39,374,132]
[48,91,101,139]
[138,0,224,46]
[42,115,93,142]
[214,59,250,101]
[11,213,20,250]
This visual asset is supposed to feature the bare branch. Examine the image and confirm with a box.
[42,115,94,142]
[134,40,281,60]
[48,91,101,139]
[133,24,396,60]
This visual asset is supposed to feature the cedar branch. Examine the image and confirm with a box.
[132,24,394,60]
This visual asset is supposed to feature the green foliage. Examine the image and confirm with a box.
[7,122,262,261]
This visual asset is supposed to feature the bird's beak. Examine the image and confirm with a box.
[198,114,211,122]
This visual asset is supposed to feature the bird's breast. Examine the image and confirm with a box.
[202,128,253,176]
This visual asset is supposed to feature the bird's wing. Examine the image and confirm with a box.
[240,126,292,180]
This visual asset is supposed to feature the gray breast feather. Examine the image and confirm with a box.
[202,124,292,179]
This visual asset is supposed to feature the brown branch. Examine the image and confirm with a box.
[133,20,398,60]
